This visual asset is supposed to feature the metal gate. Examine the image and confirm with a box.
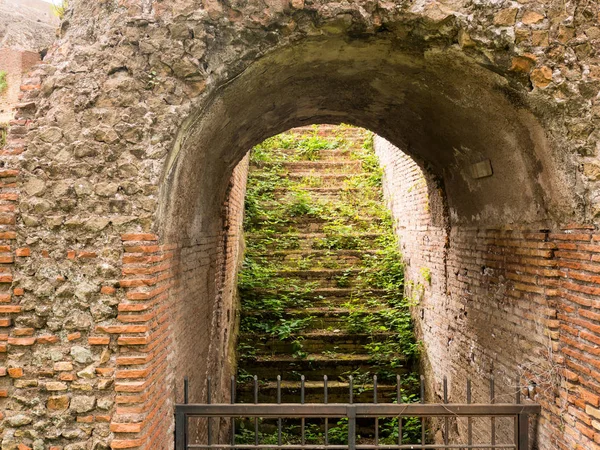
[175,375,540,450]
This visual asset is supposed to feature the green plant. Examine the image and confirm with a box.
[0,124,7,148]
[420,267,432,285]
[286,191,320,217]
[145,70,159,89]
[238,125,421,419]
[52,0,68,19]
[0,71,7,94]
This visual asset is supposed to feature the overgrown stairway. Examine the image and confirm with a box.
[236,125,419,405]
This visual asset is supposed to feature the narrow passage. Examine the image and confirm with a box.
[235,125,422,443]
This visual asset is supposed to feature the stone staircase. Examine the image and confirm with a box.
[236,125,417,405]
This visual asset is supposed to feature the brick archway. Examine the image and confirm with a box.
[1,1,599,449]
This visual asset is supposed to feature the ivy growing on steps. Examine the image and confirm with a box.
[236,125,423,443]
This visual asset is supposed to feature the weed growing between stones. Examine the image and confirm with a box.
[236,125,424,444]
[0,123,7,148]
[0,71,7,94]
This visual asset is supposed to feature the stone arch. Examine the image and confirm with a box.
[3,1,599,449]
[156,31,573,449]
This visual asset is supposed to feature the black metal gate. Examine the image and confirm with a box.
[175,375,540,450]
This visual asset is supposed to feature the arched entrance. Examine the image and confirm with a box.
[4,2,598,449]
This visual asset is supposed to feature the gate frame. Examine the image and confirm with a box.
[174,376,541,450]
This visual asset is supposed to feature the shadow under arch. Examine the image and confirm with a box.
[159,33,574,245]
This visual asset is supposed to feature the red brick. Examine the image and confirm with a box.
[580,388,600,407]
[7,367,23,378]
[88,336,110,345]
[117,336,149,345]
[8,337,35,346]
[12,328,33,336]
[101,286,116,295]
[67,332,81,341]
[551,233,592,242]
[121,233,159,241]
[15,247,30,257]
[110,422,143,432]
[37,335,59,344]
[96,325,148,334]
[77,251,97,258]
[77,415,94,423]
[110,439,144,449]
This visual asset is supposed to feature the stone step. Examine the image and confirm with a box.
[240,354,409,379]
[249,249,379,269]
[235,380,401,404]
[241,288,391,308]
[245,232,385,251]
[250,171,374,188]
[252,248,379,258]
[247,218,386,235]
[252,160,362,172]
[266,269,367,289]
[239,332,395,354]
[271,187,379,201]
[291,125,370,140]
[241,306,390,317]
[273,148,354,160]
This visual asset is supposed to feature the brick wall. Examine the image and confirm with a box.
[0,49,41,123]
[115,156,250,449]
[375,136,600,449]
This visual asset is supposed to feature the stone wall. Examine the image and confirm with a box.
[1,0,600,449]
[0,0,58,51]
[375,136,600,449]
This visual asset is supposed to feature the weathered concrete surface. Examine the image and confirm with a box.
[1,0,599,449]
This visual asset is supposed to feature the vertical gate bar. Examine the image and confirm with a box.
[301,375,306,447]
[517,414,529,450]
[324,375,329,447]
[443,376,448,450]
[207,377,212,446]
[348,405,357,450]
[490,376,495,450]
[467,379,472,448]
[514,376,521,449]
[277,376,282,447]
[397,375,402,448]
[254,375,259,446]
[184,377,189,450]
[374,375,379,447]
[184,377,189,404]
[231,376,236,448]
[176,409,186,450]
[349,376,354,404]
[420,375,425,450]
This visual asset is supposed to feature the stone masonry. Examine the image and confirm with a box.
[1,0,600,449]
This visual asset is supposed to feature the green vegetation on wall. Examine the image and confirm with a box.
[0,71,8,94]
[52,0,68,19]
